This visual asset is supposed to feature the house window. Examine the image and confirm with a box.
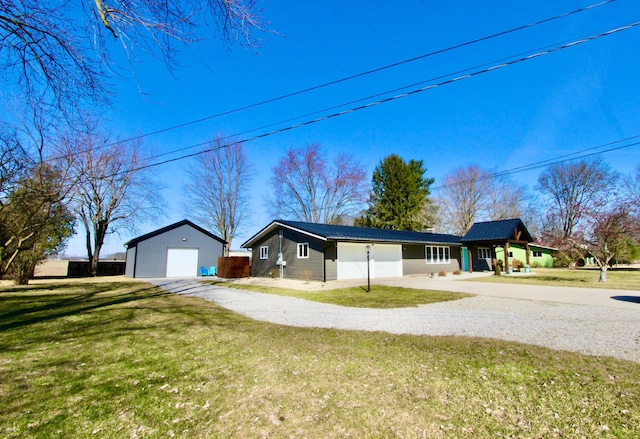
[260,246,268,259]
[297,242,309,258]
[426,245,450,264]
[533,250,542,257]
[478,247,491,259]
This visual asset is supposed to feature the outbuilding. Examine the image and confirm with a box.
[124,219,226,278]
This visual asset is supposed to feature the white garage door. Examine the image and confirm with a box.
[166,248,199,277]
[337,243,403,280]
[372,244,403,278]
[337,243,369,280]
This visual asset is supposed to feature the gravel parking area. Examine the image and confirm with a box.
[149,278,640,364]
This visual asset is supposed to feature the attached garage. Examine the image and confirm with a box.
[337,243,368,280]
[337,243,402,280]
[124,219,226,278]
[242,219,463,282]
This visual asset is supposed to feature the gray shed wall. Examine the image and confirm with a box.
[127,224,224,278]
[125,247,136,277]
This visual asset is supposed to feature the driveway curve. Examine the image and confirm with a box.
[148,278,640,364]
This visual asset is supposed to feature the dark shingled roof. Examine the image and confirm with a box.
[461,218,533,243]
[241,220,462,248]
[125,219,226,247]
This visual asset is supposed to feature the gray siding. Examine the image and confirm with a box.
[125,247,136,277]
[249,228,326,281]
[402,244,461,275]
[468,245,493,272]
[129,224,224,278]
[323,242,337,281]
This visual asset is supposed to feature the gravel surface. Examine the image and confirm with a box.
[149,278,640,363]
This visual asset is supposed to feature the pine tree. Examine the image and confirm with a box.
[359,154,434,230]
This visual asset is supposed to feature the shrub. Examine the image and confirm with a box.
[269,268,279,278]
[553,251,572,268]
[531,261,541,269]
[301,269,313,282]
[438,270,447,277]
[453,270,461,275]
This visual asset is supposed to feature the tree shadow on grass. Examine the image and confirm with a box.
[611,295,640,304]
[0,283,169,332]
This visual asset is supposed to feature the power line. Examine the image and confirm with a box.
[119,20,640,175]
[430,136,640,192]
[118,0,615,142]
[50,0,616,163]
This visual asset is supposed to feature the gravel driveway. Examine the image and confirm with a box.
[148,278,640,363]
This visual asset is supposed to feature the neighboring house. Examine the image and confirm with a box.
[241,220,462,282]
[461,218,535,273]
[124,219,226,278]
[495,243,556,268]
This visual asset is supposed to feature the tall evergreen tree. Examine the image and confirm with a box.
[359,154,434,230]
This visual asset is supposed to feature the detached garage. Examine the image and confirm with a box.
[125,219,226,278]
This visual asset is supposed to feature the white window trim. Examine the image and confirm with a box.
[297,242,309,259]
[425,245,450,264]
[478,247,491,259]
[260,246,268,260]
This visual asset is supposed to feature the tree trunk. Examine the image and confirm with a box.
[599,265,607,283]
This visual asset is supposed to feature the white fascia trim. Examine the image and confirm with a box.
[276,222,328,242]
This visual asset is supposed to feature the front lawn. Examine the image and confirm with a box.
[204,281,473,308]
[471,267,640,290]
[1,281,638,438]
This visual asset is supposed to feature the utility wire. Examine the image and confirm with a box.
[147,28,619,164]
[118,0,616,142]
[117,20,640,176]
[430,136,640,192]
[51,0,616,163]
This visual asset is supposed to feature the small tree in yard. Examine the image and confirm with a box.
[581,202,638,282]
[1,164,75,284]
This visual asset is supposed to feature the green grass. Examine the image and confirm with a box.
[203,281,473,308]
[1,281,639,438]
[471,267,640,291]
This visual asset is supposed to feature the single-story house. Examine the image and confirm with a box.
[242,220,463,281]
[125,219,226,278]
[242,218,538,281]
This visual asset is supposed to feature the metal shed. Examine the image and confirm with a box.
[124,219,226,278]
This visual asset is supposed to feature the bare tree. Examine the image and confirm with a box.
[269,144,368,224]
[623,165,640,217]
[0,0,263,118]
[485,176,528,221]
[183,138,253,253]
[437,165,490,236]
[579,198,638,282]
[0,115,78,282]
[536,158,616,242]
[60,120,164,276]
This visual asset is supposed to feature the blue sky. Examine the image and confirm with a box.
[62,0,640,256]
